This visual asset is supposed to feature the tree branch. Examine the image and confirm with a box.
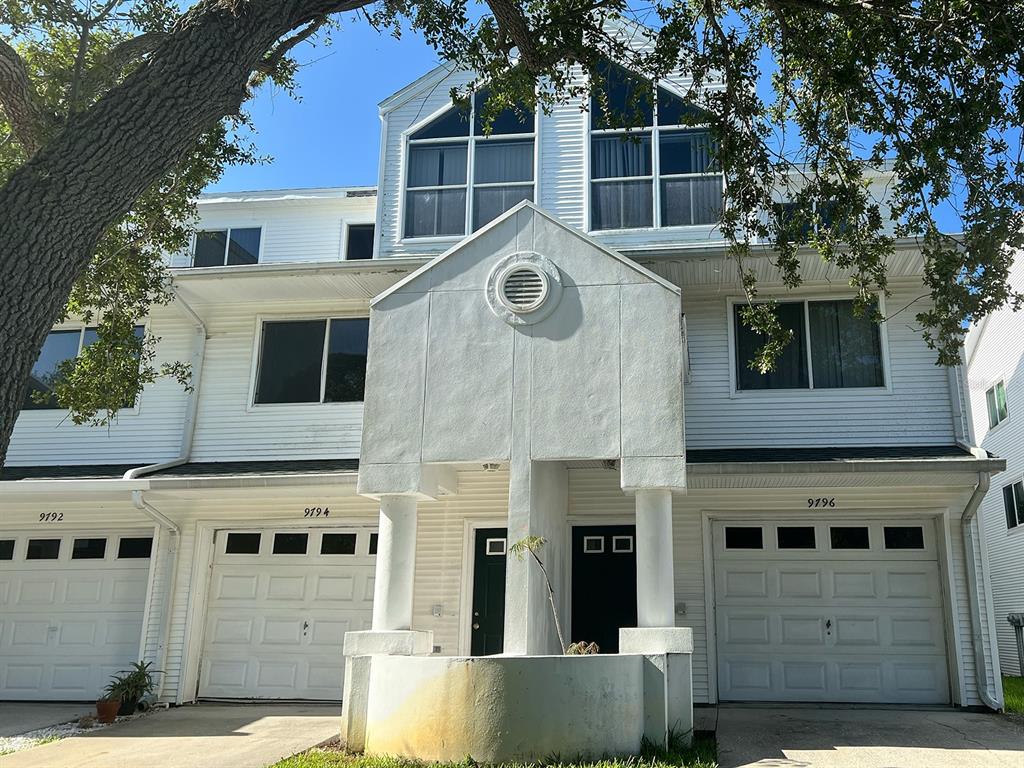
[254,17,328,76]
[0,37,57,154]
[106,31,169,72]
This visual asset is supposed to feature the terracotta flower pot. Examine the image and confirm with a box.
[96,698,120,724]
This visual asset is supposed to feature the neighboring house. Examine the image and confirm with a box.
[966,254,1024,677]
[0,30,1008,715]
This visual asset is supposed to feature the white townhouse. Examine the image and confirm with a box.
[966,253,1024,678]
[0,25,1010,737]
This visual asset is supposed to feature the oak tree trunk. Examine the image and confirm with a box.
[0,0,363,464]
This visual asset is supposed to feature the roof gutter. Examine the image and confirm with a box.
[960,472,1003,710]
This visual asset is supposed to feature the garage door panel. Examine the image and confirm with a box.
[199,526,375,701]
[715,519,950,704]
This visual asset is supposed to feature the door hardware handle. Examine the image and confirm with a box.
[825,619,832,630]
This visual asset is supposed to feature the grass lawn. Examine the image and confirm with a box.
[1004,675,1024,714]
[272,737,718,768]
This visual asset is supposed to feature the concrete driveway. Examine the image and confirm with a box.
[0,703,340,768]
[0,703,92,738]
[716,706,1024,768]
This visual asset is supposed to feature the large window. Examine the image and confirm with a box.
[590,63,722,231]
[192,227,261,267]
[734,299,884,391]
[24,326,145,410]
[1003,480,1024,530]
[254,318,369,404]
[404,90,534,238]
[986,381,1008,428]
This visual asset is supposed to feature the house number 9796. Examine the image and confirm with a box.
[304,507,330,518]
[807,497,836,508]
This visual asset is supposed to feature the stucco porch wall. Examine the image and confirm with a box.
[362,654,645,762]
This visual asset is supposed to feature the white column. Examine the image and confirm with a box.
[371,495,418,631]
[635,488,675,627]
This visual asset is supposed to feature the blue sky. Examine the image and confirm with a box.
[210,15,444,192]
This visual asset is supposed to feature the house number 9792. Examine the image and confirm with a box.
[807,497,836,508]
[304,507,330,518]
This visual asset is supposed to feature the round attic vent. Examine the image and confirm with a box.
[499,266,548,312]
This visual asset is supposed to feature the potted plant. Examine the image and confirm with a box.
[102,661,160,718]
[95,696,120,724]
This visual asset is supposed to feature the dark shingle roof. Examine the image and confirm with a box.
[151,459,359,478]
[0,464,138,481]
[686,445,976,464]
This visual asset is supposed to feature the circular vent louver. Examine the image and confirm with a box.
[500,267,548,312]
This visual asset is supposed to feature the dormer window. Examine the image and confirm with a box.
[590,63,723,231]
[404,90,535,238]
[192,227,261,267]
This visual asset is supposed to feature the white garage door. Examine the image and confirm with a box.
[198,526,376,700]
[714,518,950,704]
[0,530,154,700]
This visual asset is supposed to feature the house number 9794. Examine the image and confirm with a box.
[807,497,836,508]
[304,507,330,518]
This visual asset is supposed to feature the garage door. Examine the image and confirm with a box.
[713,519,950,704]
[0,530,154,700]
[198,526,376,700]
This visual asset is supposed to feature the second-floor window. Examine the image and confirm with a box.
[404,90,535,239]
[590,63,723,232]
[193,227,261,267]
[733,299,884,391]
[986,380,1008,428]
[346,224,375,260]
[25,326,145,410]
[254,318,369,405]
[1003,480,1023,530]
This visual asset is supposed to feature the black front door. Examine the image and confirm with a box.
[470,527,507,655]
[571,525,637,653]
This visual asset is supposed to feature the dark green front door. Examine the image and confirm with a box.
[571,524,637,653]
[470,528,507,655]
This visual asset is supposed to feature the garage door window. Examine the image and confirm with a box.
[118,537,153,558]
[225,532,261,555]
[883,526,924,549]
[830,526,869,549]
[321,533,357,555]
[0,540,13,559]
[725,526,763,549]
[273,532,308,555]
[26,539,60,560]
[72,538,107,559]
[777,526,815,549]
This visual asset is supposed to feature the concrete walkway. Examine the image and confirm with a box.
[0,704,92,738]
[716,706,1024,768]
[0,703,340,768]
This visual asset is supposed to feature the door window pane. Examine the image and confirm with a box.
[324,319,369,402]
[226,228,261,265]
[591,180,653,230]
[404,189,467,237]
[225,532,260,554]
[321,533,357,555]
[473,186,533,230]
[273,532,308,555]
[808,300,883,388]
[0,540,14,560]
[118,537,153,559]
[724,526,763,549]
[777,526,816,549]
[193,230,227,267]
[407,144,467,187]
[734,303,809,390]
[26,539,60,560]
[24,330,81,409]
[830,526,870,549]
[346,224,375,260]
[72,538,107,559]
[255,320,327,404]
[883,526,925,550]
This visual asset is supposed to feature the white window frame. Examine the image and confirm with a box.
[1002,479,1024,532]
[22,323,148,416]
[586,77,724,234]
[400,98,537,242]
[726,293,892,398]
[985,380,1009,430]
[248,314,369,409]
[190,225,264,267]
[341,220,376,261]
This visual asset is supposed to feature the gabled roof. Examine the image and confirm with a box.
[371,200,681,307]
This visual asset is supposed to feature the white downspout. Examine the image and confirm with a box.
[960,472,1002,710]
